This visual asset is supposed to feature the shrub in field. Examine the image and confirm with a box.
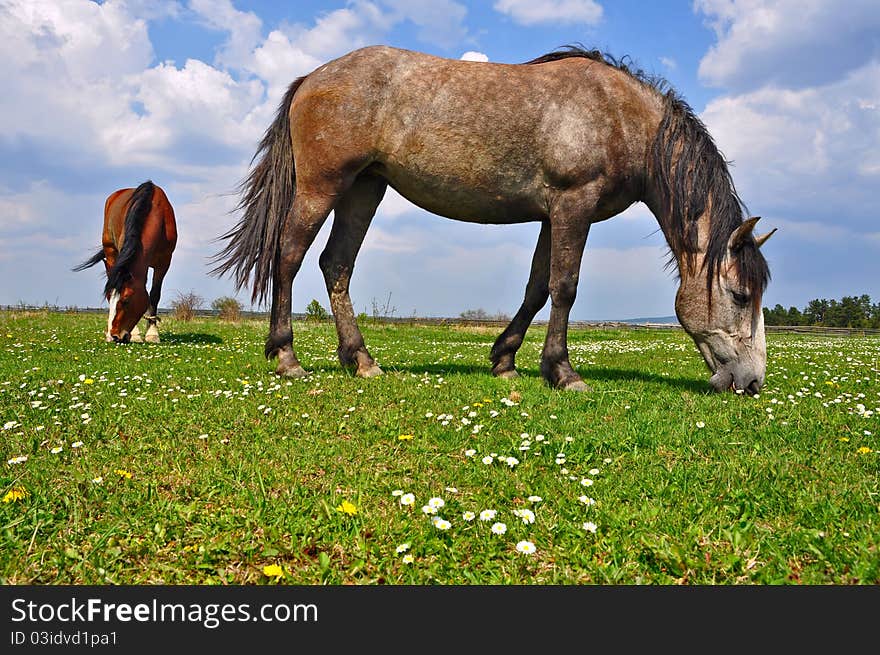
[212,296,242,322]
[460,308,511,321]
[305,298,329,321]
[171,291,204,321]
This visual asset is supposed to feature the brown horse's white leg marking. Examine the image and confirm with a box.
[145,319,160,343]
[130,324,143,343]
[106,290,119,342]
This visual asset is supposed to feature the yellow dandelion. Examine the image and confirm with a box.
[398,434,414,441]
[335,500,358,515]
[838,437,850,442]
[114,469,133,479]
[857,446,872,454]
[84,378,94,385]
[262,564,284,578]
[2,486,28,503]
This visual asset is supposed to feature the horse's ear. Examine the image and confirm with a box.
[728,216,761,251]
[754,226,777,248]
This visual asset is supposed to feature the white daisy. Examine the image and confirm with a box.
[516,540,536,554]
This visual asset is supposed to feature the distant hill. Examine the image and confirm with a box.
[609,315,679,324]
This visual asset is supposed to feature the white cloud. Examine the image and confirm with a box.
[695,0,880,90]
[693,0,880,309]
[493,0,603,26]
[0,1,152,160]
[461,51,489,62]
[659,56,676,71]
[283,1,391,61]
[701,60,880,228]
[188,0,263,69]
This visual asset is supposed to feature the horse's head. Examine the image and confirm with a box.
[105,273,149,343]
[675,217,775,395]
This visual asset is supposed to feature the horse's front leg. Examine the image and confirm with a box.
[268,193,334,377]
[491,220,550,378]
[541,211,591,391]
[144,258,170,343]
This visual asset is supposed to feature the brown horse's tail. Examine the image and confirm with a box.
[72,248,105,272]
[210,77,305,304]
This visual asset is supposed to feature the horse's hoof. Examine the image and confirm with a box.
[144,334,159,344]
[130,333,144,343]
[561,379,591,392]
[495,369,519,379]
[277,364,310,378]
[357,364,383,378]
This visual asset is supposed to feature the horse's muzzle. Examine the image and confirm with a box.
[111,333,131,344]
[709,368,762,395]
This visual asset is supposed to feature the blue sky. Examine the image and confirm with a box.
[1,1,878,320]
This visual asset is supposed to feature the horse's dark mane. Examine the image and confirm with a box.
[526,45,770,299]
[105,180,155,296]
[524,45,670,93]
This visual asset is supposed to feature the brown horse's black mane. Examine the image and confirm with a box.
[105,180,155,296]
[526,46,770,299]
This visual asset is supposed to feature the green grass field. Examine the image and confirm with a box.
[1,310,878,584]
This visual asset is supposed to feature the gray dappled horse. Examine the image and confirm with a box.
[213,46,774,394]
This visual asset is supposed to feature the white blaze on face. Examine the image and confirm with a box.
[107,289,120,339]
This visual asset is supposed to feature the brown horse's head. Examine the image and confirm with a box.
[105,275,149,343]
[675,218,776,395]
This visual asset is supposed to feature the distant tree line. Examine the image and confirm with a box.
[763,295,880,328]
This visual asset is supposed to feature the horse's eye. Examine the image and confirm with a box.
[731,291,750,307]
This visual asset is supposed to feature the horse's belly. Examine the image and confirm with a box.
[374,164,545,224]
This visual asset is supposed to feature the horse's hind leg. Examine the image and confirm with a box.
[319,173,386,377]
[269,193,336,377]
[491,221,550,378]
[145,257,171,343]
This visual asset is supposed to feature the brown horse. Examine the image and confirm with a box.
[74,180,177,344]
[213,45,775,394]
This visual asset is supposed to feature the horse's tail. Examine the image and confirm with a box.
[72,248,105,272]
[103,180,155,296]
[210,77,305,304]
